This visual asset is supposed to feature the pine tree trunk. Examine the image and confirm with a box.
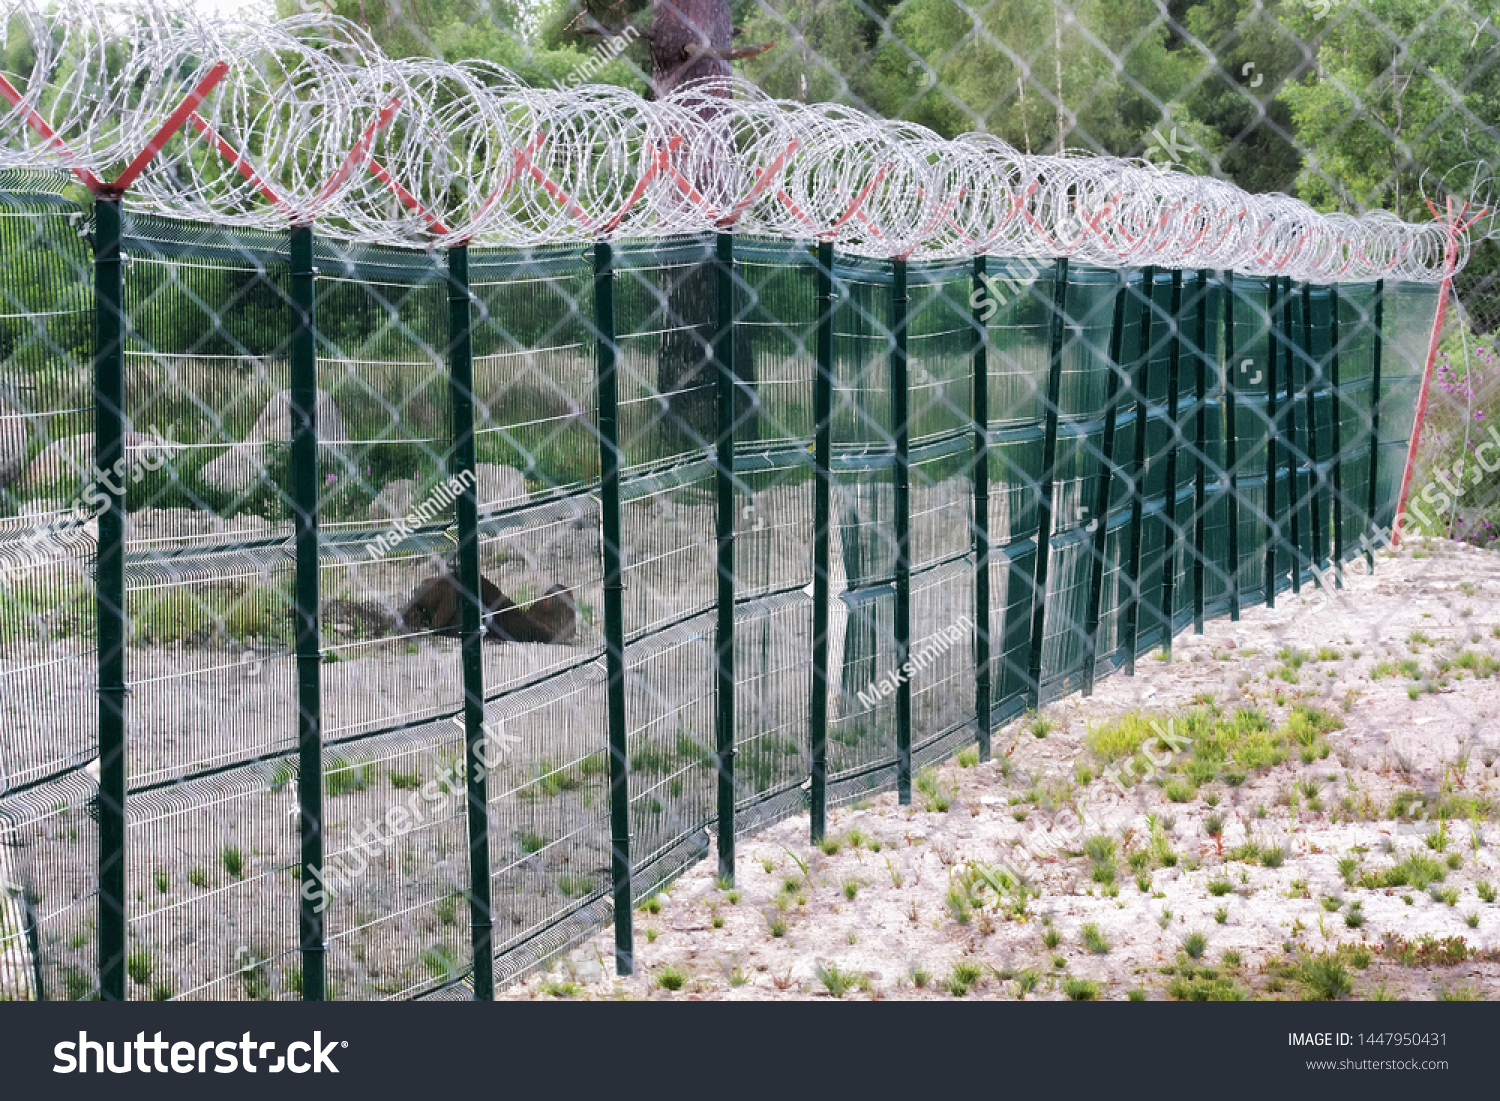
[649,0,742,449]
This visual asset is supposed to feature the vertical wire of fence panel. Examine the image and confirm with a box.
[1192,270,1209,632]
[592,240,632,976]
[1123,266,1154,676]
[891,257,911,806]
[444,243,493,1000]
[93,195,127,1003]
[1081,275,1128,696]
[809,240,833,842]
[971,256,991,758]
[1025,258,1070,704]
[288,224,326,1002]
[1158,270,1184,659]
[1223,270,1241,621]
[713,232,735,881]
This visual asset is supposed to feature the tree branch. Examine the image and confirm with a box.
[683,41,774,62]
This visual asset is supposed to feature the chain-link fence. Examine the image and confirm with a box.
[0,0,1482,1001]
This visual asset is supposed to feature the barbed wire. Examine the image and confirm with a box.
[0,0,1469,279]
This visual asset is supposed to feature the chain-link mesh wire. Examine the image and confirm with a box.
[0,0,1487,1001]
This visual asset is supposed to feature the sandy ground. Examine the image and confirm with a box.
[502,536,1500,1001]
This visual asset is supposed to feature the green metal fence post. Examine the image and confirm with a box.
[1223,270,1241,621]
[93,194,127,1003]
[446,243,493,1000]
[1158,269,1184,659]
[1082,275,1128,697]
[1026,258,1070,705]
[289,223,325,1002]
[713,231,736,883]
[1264,277,1281,609]
[1329,285,1344,585]
[1124,266,1155,675]
[971,256,991,759]
[892,257,912,805]
[810,241,833,842]
[593,239,633,975]
[1193,270,1209,634]
[1365,280,1384,570]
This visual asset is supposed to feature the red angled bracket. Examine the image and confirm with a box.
[0,62,228,197]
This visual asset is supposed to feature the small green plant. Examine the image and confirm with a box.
[1438,985,1482,1001]
[220,845,245,880]
[153,868,169,894]
[656,965,689,991]
[819,836,842,856]
[126,949,153,987]
[1431,886,1460,906]
[1214,906,1228,924]
[729,967,750,987]
[187,867,208,889]
[909,964,931,989]
[1027,714,1055,739]
[1260,846,1286,868]
[1208,880,1232,897]
[1128,987,1147,1001]
[1042,926,1062,949]
[1063,977,1101,1001]
[1015,968,1041,997]
[1163,779,1196,803]
[644,928,658,943]
[1478,881,1497,903]
[1344,902,1365,929]
[520,831,547,855]
[842,878,860,900]
[956,746,979,768]
[1082,923,1110,954]
[1465,911,1480,928]
[640,895,663,915]
[1222,950,1242,967]
[1297,952,1353,1001]
[1182,931,1208,960]
[944,960,984,996]
[725,889,740,905]
[1337,856,1360,885]
[389,769,421,790]
[434,894,458,926]
[766,913,787,938]
[761,857,774,873]
[541,979,581,998]
[916,767,953,812]
[815,962,865,998]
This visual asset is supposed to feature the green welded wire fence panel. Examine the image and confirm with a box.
[1089,270,1144,679]
[1193,275,1233,623]
[464,244,612,992]
[982,257,1052,722]
[905,260,976,756]
[611,237,718,902]
[1375,281,1442,534]
[826,252,898,804]
[1334,283,1379,563]
[1226,273,1274,609]
[725,239,817,835]
[0,173,100,1004]
[1035,263,1117,701]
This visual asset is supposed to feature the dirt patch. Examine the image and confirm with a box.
[502,537,1500,1001]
